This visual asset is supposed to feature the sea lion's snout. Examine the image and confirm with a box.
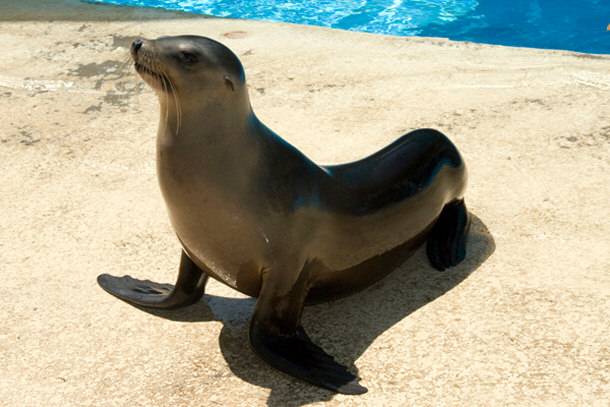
[130,38,173,93]
[130,38,145,59]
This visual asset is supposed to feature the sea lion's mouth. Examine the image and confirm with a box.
[134,61,173,91]
[134,62,157,77]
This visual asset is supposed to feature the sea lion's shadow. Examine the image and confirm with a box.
[143,214,494,406]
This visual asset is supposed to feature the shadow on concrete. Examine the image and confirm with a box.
[133,214,495,406]
[0,0,210,22]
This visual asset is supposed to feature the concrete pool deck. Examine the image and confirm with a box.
[1,0,609,405]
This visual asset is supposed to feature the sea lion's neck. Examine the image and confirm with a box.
[157,89,254,148]
[155,88,271,193]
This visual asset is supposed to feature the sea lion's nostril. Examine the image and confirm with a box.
[131,39,143,54]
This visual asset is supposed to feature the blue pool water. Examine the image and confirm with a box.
[87,0,610,54]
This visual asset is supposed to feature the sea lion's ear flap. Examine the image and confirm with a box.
[224,76,235,92]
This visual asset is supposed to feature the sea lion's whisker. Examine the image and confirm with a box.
[167,75,182,135]
[124,54,142,95]
[152,62,181,135]
[162,76,170,131]
[117,48,141,95]
[119,52,134,75]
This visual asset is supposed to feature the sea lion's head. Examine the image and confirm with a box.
[130,35,246,101]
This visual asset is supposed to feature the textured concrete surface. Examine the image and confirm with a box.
[1,1,609,406]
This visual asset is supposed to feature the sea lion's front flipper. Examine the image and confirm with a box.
[248,271,367,394]
[97,250,208,309]
[426,199,470,271]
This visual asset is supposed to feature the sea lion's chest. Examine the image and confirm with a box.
[156,140,277,290]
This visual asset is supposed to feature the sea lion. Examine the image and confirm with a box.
[98,35,470,395]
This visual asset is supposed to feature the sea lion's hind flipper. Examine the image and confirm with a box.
[426,199,470,271]
[249,321,367,394]
[97,250,208,309]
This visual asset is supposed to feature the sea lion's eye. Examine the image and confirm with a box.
[179,51,198,65]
